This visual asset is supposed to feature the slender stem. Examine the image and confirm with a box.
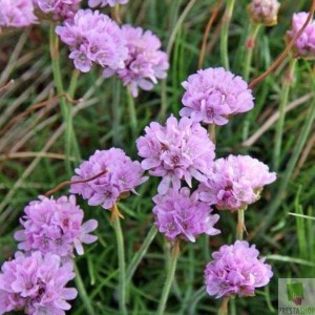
[188,286,206,315]
[220,0,236,70]
[208,124,216,143]
[157,240,180,315]
[236,209,245,240]
[218,296,230,315]
[68,69,80,99]
[49,24,79,175]
[112,204,127,315]
[273,59,296,171]
[127,89,137,138]
[126,225,157,284]
[74,263,95,315]
[243,23,261,81]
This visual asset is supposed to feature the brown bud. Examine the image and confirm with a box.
[248,0,281,27]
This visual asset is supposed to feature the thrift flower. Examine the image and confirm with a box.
[198,155,276,211]
[14,195,98,257]
[287,12,315,58]
[89,0,128,7]
[116,25,169,97]
[0,0,36,28]
[248,0,281,26]
[153,188,220,242]
[204,241,273,298]
[0,251,77,315]
[136,116,215,194]
[56,9,127,73]
[180,67,254,125]
[34,0,81,20]
[70,148,147,210]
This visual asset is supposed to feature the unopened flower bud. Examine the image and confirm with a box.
[248,0,281,27]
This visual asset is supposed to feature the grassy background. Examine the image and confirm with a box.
[1,0,315,314]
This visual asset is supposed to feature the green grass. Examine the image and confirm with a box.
[1,0,315,314]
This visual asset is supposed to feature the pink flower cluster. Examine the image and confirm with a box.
[0,0,36,28]
[198,155,276,212]
[204,241,273,298]
[14,196,98,258]
[180,68,254,125]
[88,0,128,7]
[70,148,147,210]
[56,9,169,96]
[288,12,315,58]
[0,251,77,315]
[35,0,81,20]
[137,116,215,194]
[153,188,220,242]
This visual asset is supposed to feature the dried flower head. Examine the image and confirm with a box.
[0,0,36,28]
[56,9,127,73]
[0,251,77,314]
[88,0,128,7]
[115,25,169,97]
[14,195,98,258]
[204,241,273,298]
[287,12,315,59]
[153,188,220,242]
[180,68,254,126]
[137,115,215,194]
[248,0,280,26]
[34,0,81,20]
[70,148,147,210]
[198,155,276,212]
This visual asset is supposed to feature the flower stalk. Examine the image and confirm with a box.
[236,209,245,240]
[157,240,180,315]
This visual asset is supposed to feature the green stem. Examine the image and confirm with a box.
[273,59,297,171]
[188,286,206,315]
[157,241,180,315]
[236,209,245,240]
[74,263,96,315]
[255,66,315,238]
[49,24,80,174]
[220,0,236,70]
[112,213,128,315]
[126,226,157,284]
[218,296,230,315]
[127,89,137,138]
[69,69,80,98]
[243,23,261,81]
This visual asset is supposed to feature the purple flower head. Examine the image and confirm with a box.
[14,195,98,258]
[287,12,315,58]
[198,155,276,212]
[248,0,280,26]
[115,25,169,97]
[70,148,147,210]
[0,0,36,28]
[89,0,128,7]
[180,67,254,125]
[153,188,220,242]
[136,116,215,194]
[204,241,273,298]
[34,0,81,20]
[56,9,128,73]
[0,251,77,315]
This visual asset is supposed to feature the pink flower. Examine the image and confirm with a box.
[198,155,276,211]
[116,25,169,97]
[34,0,81,20]
[14,195,98,258]
[180,67,254,125]
[287,12,315,58]
[89,0,128,7]
[0,251,77,314]
[56,9,128,73]
[70,148,147,210]
[0,0,36,28]
[204,241,273,298]
[248,0,280,26]
[153,188,220,242]
[136,116,215,194]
